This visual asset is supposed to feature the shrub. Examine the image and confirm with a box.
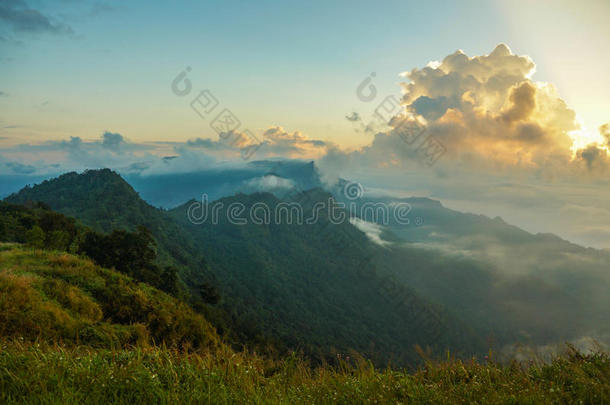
[25,226,44,249]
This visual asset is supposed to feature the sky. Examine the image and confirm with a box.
[1,0,609,146]
[1,0,610,248]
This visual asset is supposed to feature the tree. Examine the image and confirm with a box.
[198,282,220,305]
[160,266,180,296]
[46,230,71,251]
[78,226,163,287]
[26,226,45,249]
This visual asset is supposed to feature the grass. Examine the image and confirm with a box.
[0,244,218,349]
[0,342,608,404]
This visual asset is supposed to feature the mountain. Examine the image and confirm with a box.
[339,190,610,350]
[125,160,323,208]
[0,193,606,403]
[7,167,608,363]
[169,189,482,364]
[4,169,482,366]
[4,169,214,289]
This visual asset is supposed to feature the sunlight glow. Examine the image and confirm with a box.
[568,117,608,154]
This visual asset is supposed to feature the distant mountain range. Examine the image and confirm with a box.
[338,186,610,348]
[4,161,609,362]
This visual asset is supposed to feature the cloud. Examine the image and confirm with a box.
[0,132,205,176]
[566,124,610,173]
[575,144,609,172]
[186,137,231,150]
[318,44,609,183]
[350,217,390,247]
[501,81,537,124]
[101,131,125,152]
[0,91,7,96]
[0,0,73,35]
[5,161,35,174]
[345,112,361,122]
[0,125,330,177]
[184,127,329,161]
[396,44,579,170]
[241,174,296,193]
[258,126,328,157]
[0,153,54,175]
[600,123,610,148]
[0,131,163,175]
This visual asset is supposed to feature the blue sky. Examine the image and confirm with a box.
[2,0,607,147]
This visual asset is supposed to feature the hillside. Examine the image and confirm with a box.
[4,169,483,366]
[169,190,483,365]
[0,244,218,349]
[336,186,610,349]
[4,169,217,297]
[0,244,607,404]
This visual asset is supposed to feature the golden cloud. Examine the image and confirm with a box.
[354,43,610,177]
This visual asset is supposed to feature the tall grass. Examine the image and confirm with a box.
[0,245,219,349]
[0,341,607,404]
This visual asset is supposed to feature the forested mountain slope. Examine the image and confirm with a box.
[5,170,483,366]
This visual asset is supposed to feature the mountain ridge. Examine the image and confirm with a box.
[4,168,484,366]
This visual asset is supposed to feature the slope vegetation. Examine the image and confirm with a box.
[0,244,218,349]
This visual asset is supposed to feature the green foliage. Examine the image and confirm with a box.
[5,169,215,287]
[25,225,44,248]
[0,244,218,350]
[0,201,187,297]
[170,191,483,366]
[197,282,221,305]
[78,225,171,292]
[160,266,180,297]
[0,342,607,404]
[0,202,80,252]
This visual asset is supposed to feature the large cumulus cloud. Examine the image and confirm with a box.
[334,44,608,178]
[400,45,574,169]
